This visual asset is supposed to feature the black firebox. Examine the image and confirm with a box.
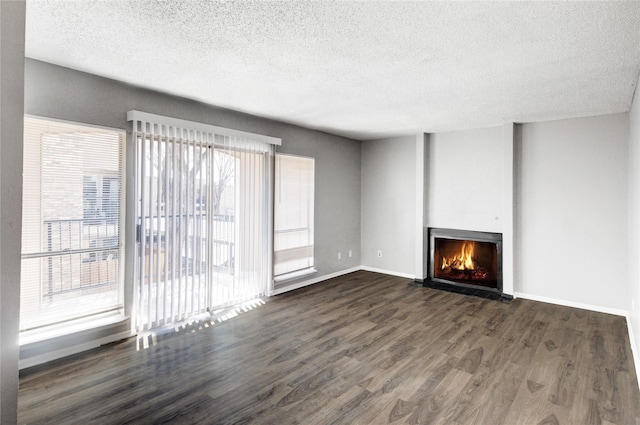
[424,227,507,300]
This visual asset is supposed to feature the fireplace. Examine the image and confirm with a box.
[427,228,503,296]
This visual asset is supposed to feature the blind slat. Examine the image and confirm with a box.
[132,117,272,333]
[21,117,125,331]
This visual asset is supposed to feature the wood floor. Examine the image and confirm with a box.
[18,271,640,424]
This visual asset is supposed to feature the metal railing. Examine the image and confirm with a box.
[23,218,121,299]
[137,213,236,284]
[29,214,238,299]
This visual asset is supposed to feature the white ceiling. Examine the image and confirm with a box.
[25,1,640,141]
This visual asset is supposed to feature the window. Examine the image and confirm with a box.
[20,117,125,332]
[274,154,315,279]
[130,111,277,331]
[83,175,119,222]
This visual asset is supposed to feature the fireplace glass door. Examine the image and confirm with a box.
[429,228,502,291]
[432,236,499,289]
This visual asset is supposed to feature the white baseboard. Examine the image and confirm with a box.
[624,314,640,392]
[514,291,640,391]
[271,266,362,296]
[512,291,628,317]
[271,265,417,296]
[359,266,416,280]
[19,330,132,370]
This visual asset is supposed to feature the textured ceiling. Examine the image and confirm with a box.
[25,1,640,140]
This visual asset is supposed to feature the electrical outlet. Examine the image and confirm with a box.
[348,250,352,258]
[338,251,342,260]
[377,250,382,258]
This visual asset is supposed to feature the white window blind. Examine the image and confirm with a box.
[130,112,275,332]
[21,117,125,331]
[274,154,315,277]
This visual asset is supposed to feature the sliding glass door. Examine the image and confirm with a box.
[132,122,273,332]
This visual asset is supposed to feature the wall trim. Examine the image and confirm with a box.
[513,291,628,317]
[502,122,515,296]
[625,314,640,392]
[515,291,640,390]
[359,266,416,280]
[19,330,132,370]
[415,133,425,280]
[271,266,362,295]
[271,266,417,296]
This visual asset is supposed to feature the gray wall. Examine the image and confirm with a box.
[23,59,361,365]
[628,81,640,359]
[1,1,25,422]
[361,135,418,276]
[21,58,639,385]
[25,59,362,281]
[516,113,629,310]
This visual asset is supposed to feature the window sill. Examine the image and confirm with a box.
[19,311,131,370]
[274,267,317,284]
[20,310,128,346]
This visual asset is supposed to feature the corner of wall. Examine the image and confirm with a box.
[360,135,420,276]
[502,123,515,296]
[0,1,26,423]
[415,133,426,280]
[628,70,640,387]
[625,313,640,394]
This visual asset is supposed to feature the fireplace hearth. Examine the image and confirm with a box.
[424,228,508,300]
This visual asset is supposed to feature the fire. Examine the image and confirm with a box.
[441,241,475,271]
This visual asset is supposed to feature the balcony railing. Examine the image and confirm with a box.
[137,213,235,285]
[30,214,237,302]
[34,218,120,299]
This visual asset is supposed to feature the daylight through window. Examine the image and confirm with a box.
[20,117,125,331]
[274,154,315,278]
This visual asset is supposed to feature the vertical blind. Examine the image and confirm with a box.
[21,117,125,331]
[274,154,315,277]
[130,113,276,331]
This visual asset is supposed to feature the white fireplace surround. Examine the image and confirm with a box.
[426,124,515,296]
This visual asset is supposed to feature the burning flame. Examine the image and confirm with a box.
[441,241,475,270]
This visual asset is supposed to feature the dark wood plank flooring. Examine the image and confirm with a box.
[18,271,640,424]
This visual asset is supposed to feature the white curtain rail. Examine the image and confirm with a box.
[127,110,282,146]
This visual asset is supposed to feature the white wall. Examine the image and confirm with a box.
[424,124,514,294]
[0,1,25,422]
[628,84,640,355]
[427,126,504,233]
[361,135,417,277]
[517,113,629,311]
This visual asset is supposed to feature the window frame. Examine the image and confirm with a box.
[20,116,127,335]
[273,153,315,282]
